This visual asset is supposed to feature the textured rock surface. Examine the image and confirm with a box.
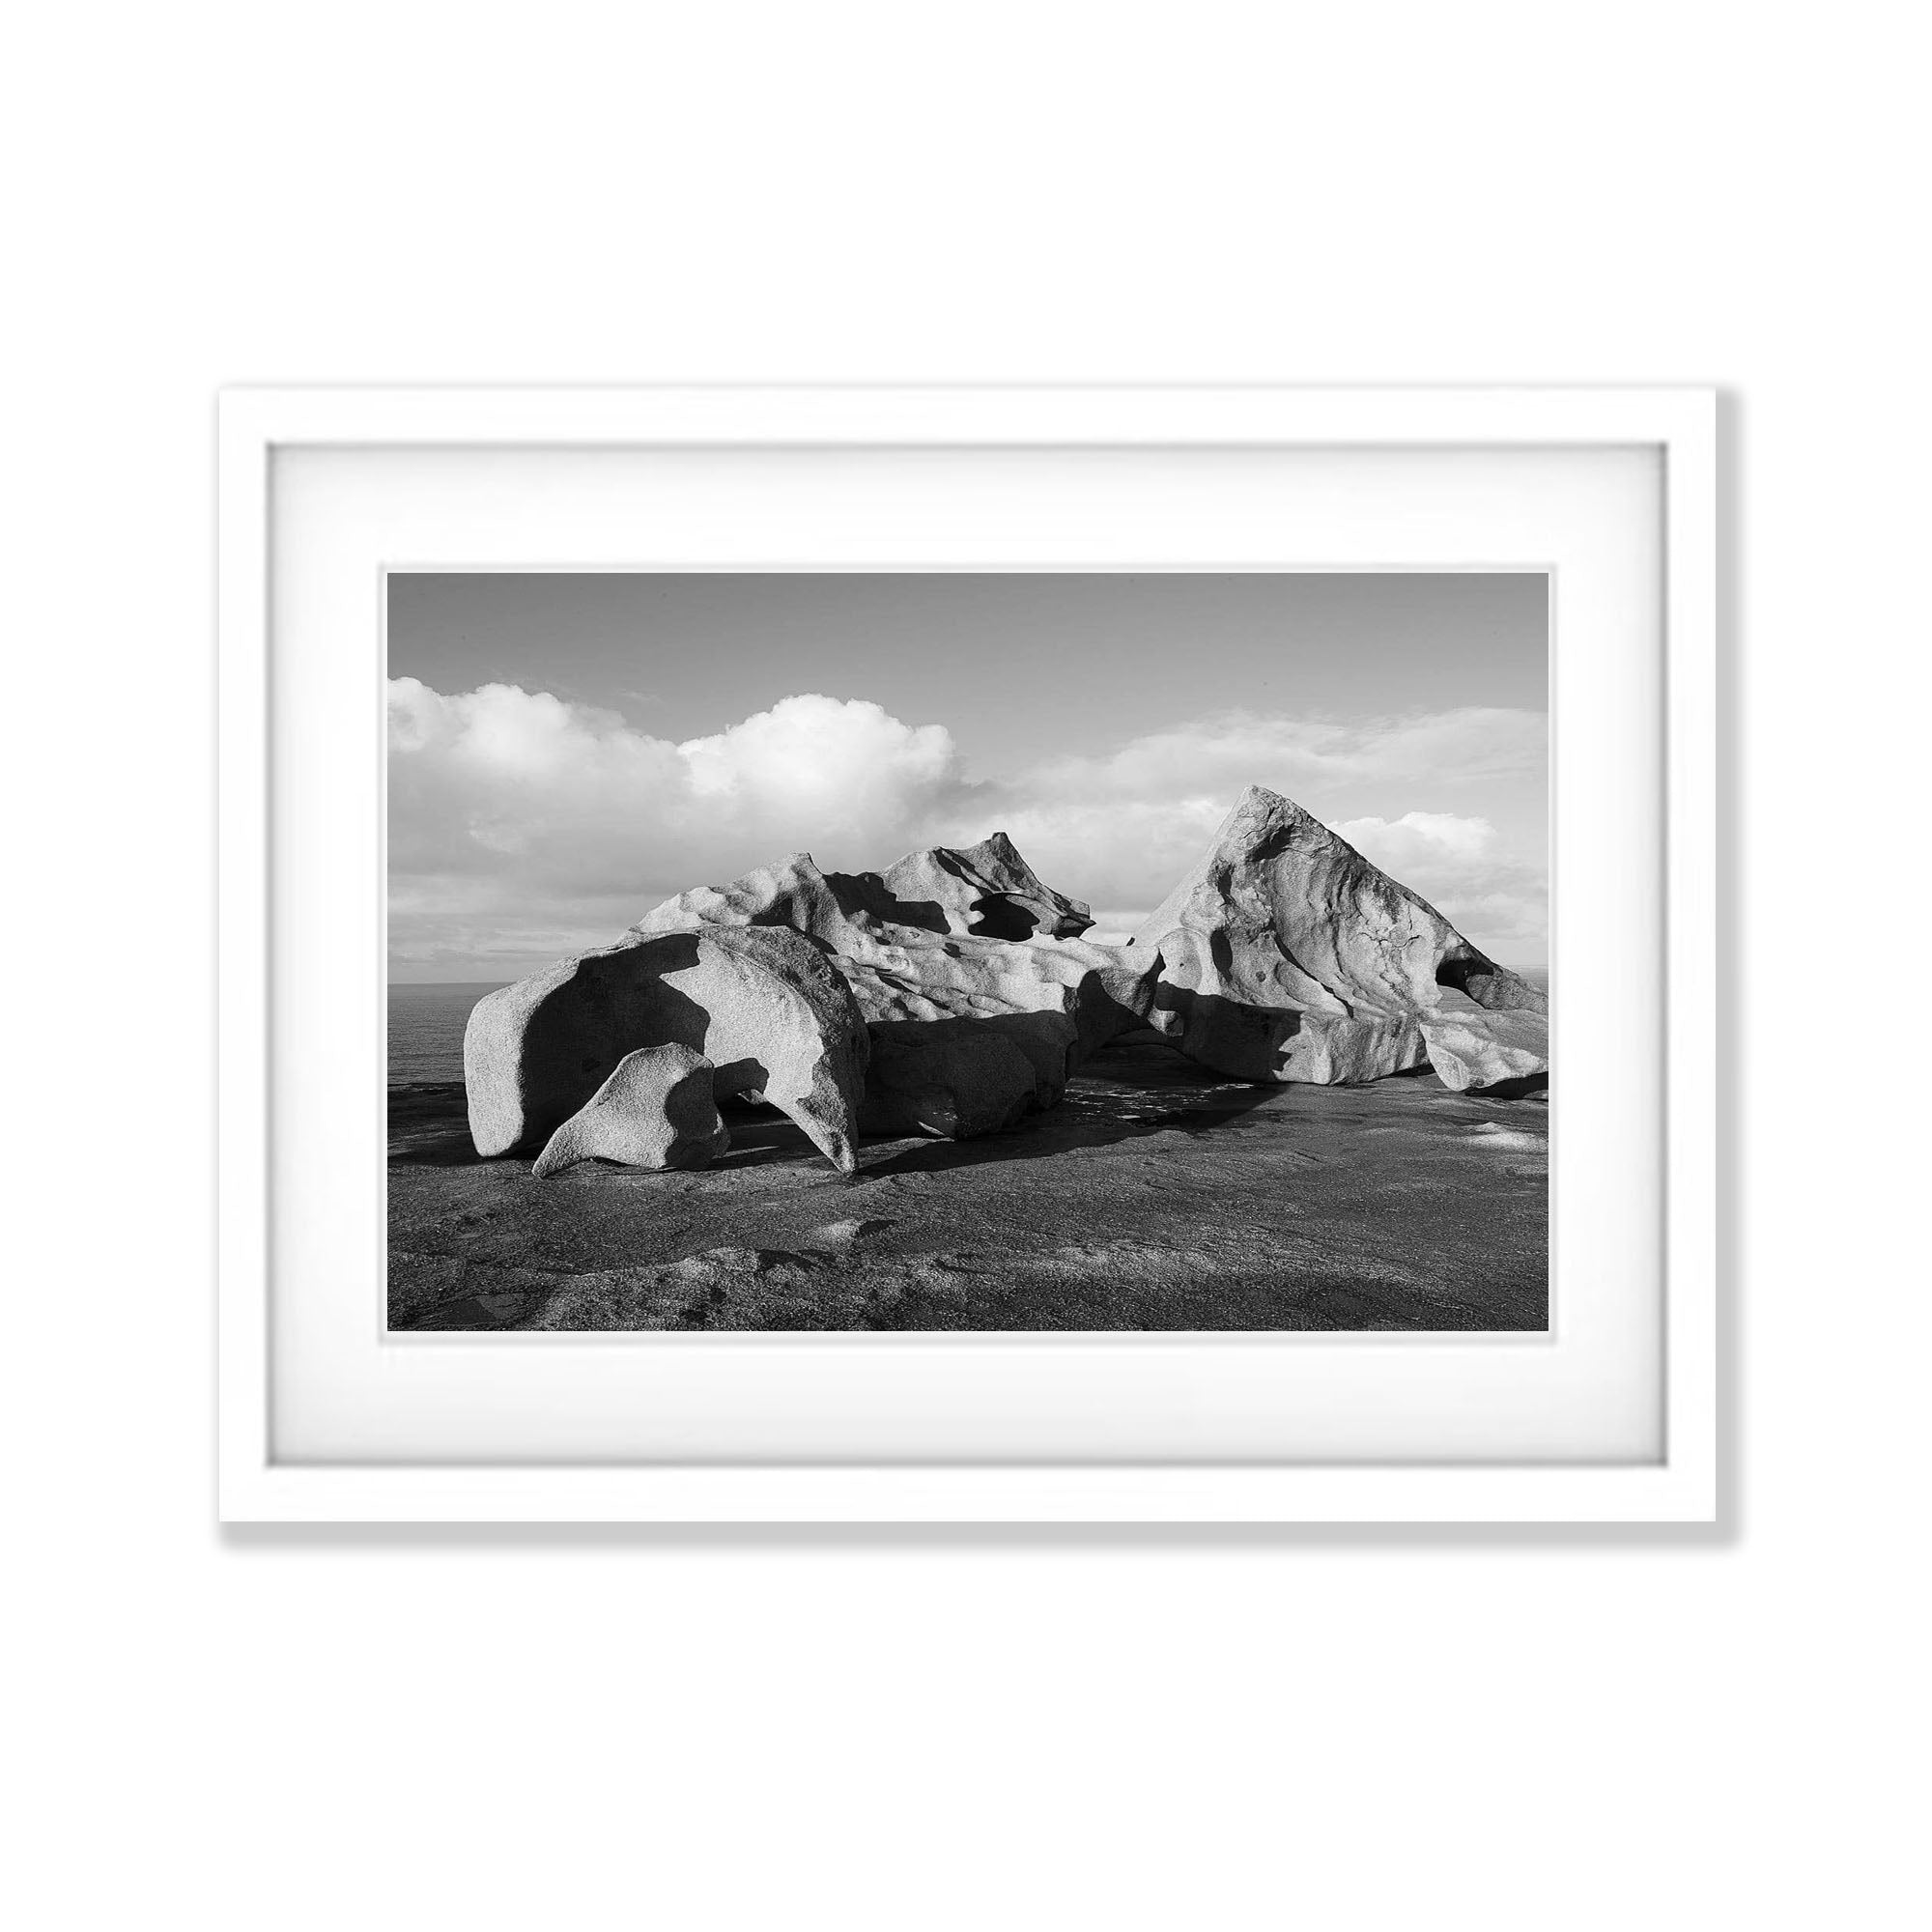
[1419,1009,1550,1094]
[859,1011,1080,1140]
[1134,785,1546,1084]
[882,831,1094,940]
[1145,990,1431,1090]
[531,1043,731,1178]
[390,1037,1549,1333]
[631,850,1153,1057]
[465,923,867,1170]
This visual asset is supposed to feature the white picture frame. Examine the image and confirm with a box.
[219,385,1717,1523]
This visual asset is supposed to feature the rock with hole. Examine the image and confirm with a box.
[1133,785,1547,1084]
[465,923,867,1171]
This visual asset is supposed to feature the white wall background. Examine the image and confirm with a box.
[4,5,1924,1927]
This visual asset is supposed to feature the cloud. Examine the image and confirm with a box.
[1331,810,1497,867]
[985,713,1544,931]
[1017,708,1546,805]
[388,676,982,883]
[387,679,1548,973]
[1327,811,1547,957]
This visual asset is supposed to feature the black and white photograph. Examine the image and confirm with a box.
[25,1,1932,1923]
[388,571,1550,1332]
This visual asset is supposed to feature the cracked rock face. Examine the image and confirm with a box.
[1133,785,1548,1089]
[464,923,868,1170]
[530,1043,731,1178]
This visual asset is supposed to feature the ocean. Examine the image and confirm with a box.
[388,966,1551,1089]
[388,982,506,1086]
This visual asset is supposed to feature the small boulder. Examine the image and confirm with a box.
[859,1017,1052,1140]
[1420,1009,1550,1094]
[531,1044,731,1178]
[975,1009,1082,1106]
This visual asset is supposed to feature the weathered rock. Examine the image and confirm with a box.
[530,1043,731,1178]
[882,831,1094,940]
[1419,1009,1550,1094]
[465,923,867,1170]
[632,850,1153,1060]
[632,852,928,949]
[860,1017,1051,1140]
[971,1009,1083,1105]
[1134,785,1546,1084]
[1146,986,1431,1089]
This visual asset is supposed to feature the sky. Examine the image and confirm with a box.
[387,572,1548,980]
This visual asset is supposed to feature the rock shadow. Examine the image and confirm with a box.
[823,867,949,935]
[391,1051,1534,1179]
[850,1065,1284,1179]
[965,894,1040,940]
[1467,1070,1549,1100]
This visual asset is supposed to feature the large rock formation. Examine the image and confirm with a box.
[623,843,1155,1144]
[465,923,868,1170]
[619,845,1151,1146]
[1133,785,1548,1089]
[463,803,1547,1169]
[531,1043,732,1178]
[632,847,1154,1062]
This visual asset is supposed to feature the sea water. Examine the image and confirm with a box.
[387,982,506,1087]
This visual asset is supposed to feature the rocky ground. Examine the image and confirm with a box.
[388,1037,1548,1331]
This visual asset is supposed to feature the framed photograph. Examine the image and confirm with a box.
[218,385,1716,1521]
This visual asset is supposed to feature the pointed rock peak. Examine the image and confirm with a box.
[1132,776,1548,1084]
[1213,783,1330,845]
[884,833,1094,941]
[1187,787,1388,888]
[967,830,1023,864]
